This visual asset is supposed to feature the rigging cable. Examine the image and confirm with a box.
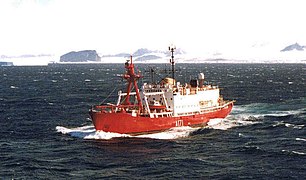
[100,86,117,105]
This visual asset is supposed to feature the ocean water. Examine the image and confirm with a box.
[0,63,305,179]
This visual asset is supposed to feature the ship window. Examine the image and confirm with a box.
[153,98,155,100]
[168,106,171,108]
[171,98,173,100]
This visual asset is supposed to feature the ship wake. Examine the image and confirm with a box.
[56,125,200,140]
[55,114,259,140]
[56,101,305,140]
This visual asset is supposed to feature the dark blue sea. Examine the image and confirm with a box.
[1,63,305,179]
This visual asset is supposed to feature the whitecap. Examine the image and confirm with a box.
[292,151,305,155]
[296,138,306,142]
[282,149,305,155]
[51,80,57,83]
[10,86,18,89]
[238,133,246,137]
[285,123,304,129]
[85,79,91,82]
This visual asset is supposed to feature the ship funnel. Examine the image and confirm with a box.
[198,73,205,87]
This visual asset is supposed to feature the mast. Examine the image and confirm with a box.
[169,45,176,83]
[123,56,142,111]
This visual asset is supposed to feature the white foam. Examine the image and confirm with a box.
[296,138,306,142]
[233,103,305,119]
[292,151,305,155]
[207,118,234,130]
[137,126,199,139]
[285,123,304,129]
[282,149,305,155]
[271,120,305,129]
[56,125,199,140]
[207,118,223,126]
[57,102,304,140]
[56,125,98,138]
[56,112,259,140]
[264,109,303,117]
[84,130,130,140]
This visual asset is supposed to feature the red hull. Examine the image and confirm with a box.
[89,102,233,134]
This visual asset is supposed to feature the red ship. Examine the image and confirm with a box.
[89,46,234,135]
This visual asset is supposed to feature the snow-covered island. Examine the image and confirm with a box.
[1,43,306,66]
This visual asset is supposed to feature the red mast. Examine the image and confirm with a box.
[123,56,143,111]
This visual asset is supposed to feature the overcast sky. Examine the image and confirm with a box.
[1,0,305,56]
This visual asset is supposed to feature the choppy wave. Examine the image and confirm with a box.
[231,102,305,118]
[272,120,304,130]
[2,64,306,179]
[282,150,306,156]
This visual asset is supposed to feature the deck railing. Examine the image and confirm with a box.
[91,104,139,113]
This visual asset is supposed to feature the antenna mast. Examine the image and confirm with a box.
[169,45,176,82]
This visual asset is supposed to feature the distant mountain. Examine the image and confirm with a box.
[281,43,305,52]
[102,53,130,58]
[0,54,52,59]
[132,48,154,57]
[60,50,101,62]
[134,55,161,62]
[0,61,14,66]
[101,48,186,62]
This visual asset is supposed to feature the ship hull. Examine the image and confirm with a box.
[89,102,233,135]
